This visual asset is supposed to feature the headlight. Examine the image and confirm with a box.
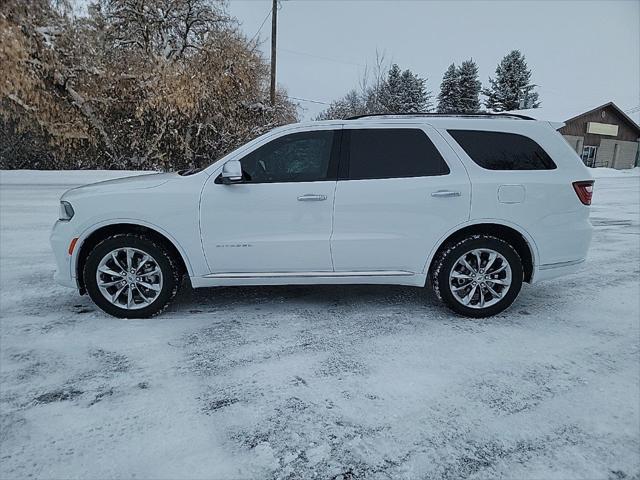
[59,201,75,221]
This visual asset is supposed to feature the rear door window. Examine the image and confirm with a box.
[345,128,450,180]
[448,130,557,170]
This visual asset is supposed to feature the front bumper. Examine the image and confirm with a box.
[50,220,77,289]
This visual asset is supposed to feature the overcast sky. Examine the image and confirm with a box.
[227,0,640,122]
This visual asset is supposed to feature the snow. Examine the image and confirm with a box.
[589,166,640,178]
[0,169,155,185]
[1,170,639,479]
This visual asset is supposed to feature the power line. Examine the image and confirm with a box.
[286,95,329,105]
[248,7,271,45]
[243,2,343,109]
[279,48,365,68]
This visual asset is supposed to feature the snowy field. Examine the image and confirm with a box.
[1,169,639,480]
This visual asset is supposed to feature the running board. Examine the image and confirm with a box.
[203,270,414,279]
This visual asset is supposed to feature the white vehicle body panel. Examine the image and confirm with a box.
[50,116,593,293]
[331,123,471,273]
[200,180,337,273]
[435,119,592,275]
[200,124,339,274]
[52,172,209,285]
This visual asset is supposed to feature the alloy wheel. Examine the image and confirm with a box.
[448,248,512,309]
[95,247,163,310]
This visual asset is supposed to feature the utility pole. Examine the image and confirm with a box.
[270,0,277,106]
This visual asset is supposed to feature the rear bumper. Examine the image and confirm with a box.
[532,258,586,282]
[530,210,592,283]
[50,220,76,289]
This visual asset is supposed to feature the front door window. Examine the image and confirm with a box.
[240,130,335,183]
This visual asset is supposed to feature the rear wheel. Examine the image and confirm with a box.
[431,235,523,318]
[84,234,180,318]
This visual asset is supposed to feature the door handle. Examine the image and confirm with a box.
[431,190,461,198]
[297,194,327,201]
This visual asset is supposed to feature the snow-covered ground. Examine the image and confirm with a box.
[1,169,639,479]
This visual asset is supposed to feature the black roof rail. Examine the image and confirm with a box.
[346,112,536,121]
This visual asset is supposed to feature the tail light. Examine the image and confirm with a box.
[573,180,594,205]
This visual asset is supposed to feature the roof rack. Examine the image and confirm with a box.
[346,112,536,121]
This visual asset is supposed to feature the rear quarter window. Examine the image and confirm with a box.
[448,130,557,170]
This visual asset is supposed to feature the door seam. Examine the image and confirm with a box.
[329,179,338,272]
[198,171,216,273]
[328,126,345,273]
[430,126,473,221]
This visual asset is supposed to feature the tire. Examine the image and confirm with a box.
[431,234,523,318]
[83,233,181,319]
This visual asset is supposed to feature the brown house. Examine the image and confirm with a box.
[559,102,640,169]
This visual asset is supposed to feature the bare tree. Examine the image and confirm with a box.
[0,0,298,170]
[315,50,388,120]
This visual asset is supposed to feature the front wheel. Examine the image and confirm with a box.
[84,234,181,318]
[431,235,523,318]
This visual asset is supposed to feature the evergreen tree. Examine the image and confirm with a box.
[399,69,431,112]
[315,89,366,120]
[379,64,404,113]
[457,59,482,113]
[317,63,433,119]
[483,50,540,111]
[437,63,459,113]
[379,64,432,113]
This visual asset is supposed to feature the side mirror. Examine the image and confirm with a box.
[221,160,243,184]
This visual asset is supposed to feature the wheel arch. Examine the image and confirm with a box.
[424,221,538,283]
[74,221,192,294]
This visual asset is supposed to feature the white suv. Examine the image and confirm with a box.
[50,114,594,318]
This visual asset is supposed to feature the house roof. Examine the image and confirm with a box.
[507,102,640,135]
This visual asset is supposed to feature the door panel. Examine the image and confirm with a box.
[331,125,471,273]
[200,127,340,274]
[201,181,336,273]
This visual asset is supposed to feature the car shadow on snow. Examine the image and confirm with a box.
[171,283,442,313]
[167,283,552,327]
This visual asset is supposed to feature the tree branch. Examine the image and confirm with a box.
[53,71,115,155]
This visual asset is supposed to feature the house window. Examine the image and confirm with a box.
[581,146,598,167]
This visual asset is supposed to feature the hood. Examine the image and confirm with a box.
[61,172,176,199]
